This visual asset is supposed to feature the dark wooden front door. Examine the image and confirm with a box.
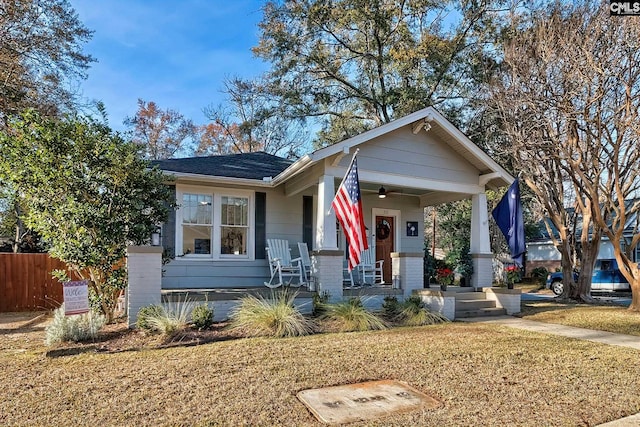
[375,216,394,283]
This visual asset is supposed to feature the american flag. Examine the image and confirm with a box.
[332,154,368,271]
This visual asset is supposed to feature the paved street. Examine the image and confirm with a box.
[521,291,632,307]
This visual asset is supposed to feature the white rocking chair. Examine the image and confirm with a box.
[265,239,305,288]
[359,247,384,285]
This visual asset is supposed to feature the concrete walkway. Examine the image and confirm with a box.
[460,315,640,350]
[460,316,640,426]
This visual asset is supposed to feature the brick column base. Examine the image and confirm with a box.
[390,252,424,299]
[311,250,344,303]
[471,253,493,288]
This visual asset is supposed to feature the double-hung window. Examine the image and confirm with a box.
[178,186,253,259]
[220,196,248,255]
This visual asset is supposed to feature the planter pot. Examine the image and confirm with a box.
[507,282,514,290]
[440,284,448,291]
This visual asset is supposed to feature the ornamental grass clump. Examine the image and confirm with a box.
[44,304,106,346]
[229,290,314,338]
[395,296,449,327]
[322,297,387,332]
[137,296,195,337]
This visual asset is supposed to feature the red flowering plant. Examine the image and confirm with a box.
[505,265,520,286]
[436,267,454,286]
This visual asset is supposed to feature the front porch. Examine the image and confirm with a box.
[130,245,520,325]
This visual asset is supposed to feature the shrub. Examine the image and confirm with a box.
[312,290,330,317]
[44,304,106,346]
[229,290,314,338]
[382,295,401,319]
[136,304,165,332]
[395,296,449,327]
[530,267,549,286]
[322,297,387,332]
[191,303,214,330]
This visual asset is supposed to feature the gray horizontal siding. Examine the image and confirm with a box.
[162,259,272,289]
[355,126,479,184]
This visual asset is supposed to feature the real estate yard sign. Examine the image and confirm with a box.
[63,280,89,315]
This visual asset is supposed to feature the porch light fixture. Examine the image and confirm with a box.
[151,227,161,246]
[378,186,387,198]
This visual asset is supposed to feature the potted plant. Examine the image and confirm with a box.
[436,267,454,291]
[505,265,520,289]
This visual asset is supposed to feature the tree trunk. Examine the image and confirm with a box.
[573,231,600,302]
[557,238,576,299]
[629,280,640,312]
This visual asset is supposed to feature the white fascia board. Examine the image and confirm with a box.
[427,109,514,185]
[311,107,438,161]
[271,155,313,186]
[163,171,274,187]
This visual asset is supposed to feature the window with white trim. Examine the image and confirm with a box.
[182,193,212,255]
[177,186,253,259]
[220,196,248,255]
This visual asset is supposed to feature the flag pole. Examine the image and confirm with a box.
[331,148,359,211]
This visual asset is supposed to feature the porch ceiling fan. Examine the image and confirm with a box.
[377,186,401,198]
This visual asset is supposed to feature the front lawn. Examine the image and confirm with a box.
[1,315,639,426]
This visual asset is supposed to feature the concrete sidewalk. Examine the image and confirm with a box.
[459,315,640,350]
[460,316,640,426]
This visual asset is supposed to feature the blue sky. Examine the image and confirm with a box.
[71,0,268,131]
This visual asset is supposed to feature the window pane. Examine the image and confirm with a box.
[220,226,247,255]
[183,225,211,255]
[183,193,211,224]
[221,196,248,226]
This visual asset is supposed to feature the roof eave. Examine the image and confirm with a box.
[162,171,274,187]
[271,155,314,185]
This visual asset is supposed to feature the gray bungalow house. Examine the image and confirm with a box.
[152,107,513,309]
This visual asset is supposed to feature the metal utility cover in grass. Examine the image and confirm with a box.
[297,379,439,424]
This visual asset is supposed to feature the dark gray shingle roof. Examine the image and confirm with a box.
[151,152,294,180]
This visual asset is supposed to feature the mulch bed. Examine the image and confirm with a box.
[45,320,245,357]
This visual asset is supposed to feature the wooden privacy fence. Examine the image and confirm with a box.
[0,253,75,312]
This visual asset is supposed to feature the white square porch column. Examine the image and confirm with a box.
[470,192,493,288]
[316,174,338,250]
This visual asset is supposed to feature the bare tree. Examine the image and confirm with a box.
[124,99,197,159]
[490,1,640,309]
[201,77,308,158]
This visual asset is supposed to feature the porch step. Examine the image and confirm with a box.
[455,307,508,318]
[455,300,496,310]
[454,291,487,301]
[454,292,508,318]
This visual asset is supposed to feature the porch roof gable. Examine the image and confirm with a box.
[273,107,513,189]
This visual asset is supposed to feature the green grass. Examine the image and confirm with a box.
[2,319,640,426]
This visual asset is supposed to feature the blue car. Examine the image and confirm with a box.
[545,259,631,295]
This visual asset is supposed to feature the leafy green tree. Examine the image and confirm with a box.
[253,0,506,145]
[0,111,175,321]
[0,0,94,124]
